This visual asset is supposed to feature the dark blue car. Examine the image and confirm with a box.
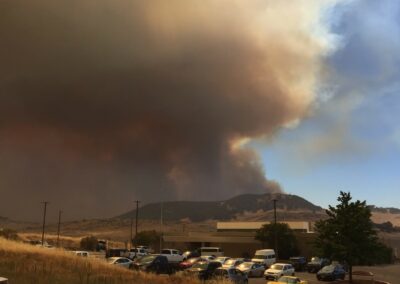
[316,264,346,281]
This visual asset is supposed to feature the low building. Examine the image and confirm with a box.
[217,221,313,233]
[162,221,316,258]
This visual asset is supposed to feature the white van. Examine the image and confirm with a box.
[199,247,224,257]
[251,249,276,267]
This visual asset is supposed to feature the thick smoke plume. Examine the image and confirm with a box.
[0,0,334,220]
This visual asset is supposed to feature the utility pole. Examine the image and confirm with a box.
[273,199,278,258]
[134,200,140,248]
[56,210,62,247]
[160,201,163,252]
[41,201,49,247]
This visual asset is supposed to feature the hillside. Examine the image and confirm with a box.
[0,237,208,284]
[118,193,324,222]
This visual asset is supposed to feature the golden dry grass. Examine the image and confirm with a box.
[0,237,227,284]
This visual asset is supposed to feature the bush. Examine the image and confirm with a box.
[0,228,18,240]
[80,236,98,251]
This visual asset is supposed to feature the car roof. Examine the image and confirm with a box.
[273,263,291,265]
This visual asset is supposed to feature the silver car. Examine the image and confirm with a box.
[237,262,265,277]
[214,267,248,284]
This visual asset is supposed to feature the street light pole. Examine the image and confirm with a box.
[134,200,140,248]
[130,215,133,249]
[160,201,163,252]
[273,199,278,258]
[41,201,49,247]
[56,210,62,247]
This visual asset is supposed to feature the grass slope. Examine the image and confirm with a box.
[0,237,223,284]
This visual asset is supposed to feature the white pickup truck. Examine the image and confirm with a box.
[160,249,184,263]
[127,248,148,259]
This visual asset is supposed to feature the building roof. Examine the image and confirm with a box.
[217,221,311,231]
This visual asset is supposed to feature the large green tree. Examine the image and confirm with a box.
[133,230,161,248]
[314,191,391,283]
[255,222,298,259]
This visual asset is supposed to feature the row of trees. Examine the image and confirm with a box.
[255,191,393,283]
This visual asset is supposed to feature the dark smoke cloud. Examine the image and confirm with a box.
[0,0,333,221]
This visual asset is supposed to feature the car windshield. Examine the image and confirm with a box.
[311,257,320,262]
[137,255,156,264]
[216,257,226,261]
[107,258,117,263]
[320,265,335,273]
[238,262,252,269]
[224,259,236,265]
[277,276,299,283]
[192,262,208,270]
[253,255,267,259]
[270,264,283,270]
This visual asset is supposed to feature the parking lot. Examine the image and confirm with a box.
[249,271,335,284]
[248,264,400,284]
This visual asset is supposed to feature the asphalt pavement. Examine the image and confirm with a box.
[249,271,328,284]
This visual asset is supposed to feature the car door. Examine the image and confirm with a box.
[253,264,263,277]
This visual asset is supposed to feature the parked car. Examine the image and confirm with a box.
[160,249,184,263]
[0,277,8,284]
[128,247,148,259]
[74,251,89,257]
[202,255,216,261]
[199,247,224,256]
[132,254,173,274]
[267,276,308,284]
[213,267,248,284]
[251,249,276,267]
[222,258,244,269]
[215,256,231,264]
[316,264,346,281]
[182,250,200,260]
[185,261,222,280]
[107,257,133,269]
[289,257,307,271]
[237,262,265,277]
[179,257,201,270]
[264,263,295,280]
[307,257,330,273]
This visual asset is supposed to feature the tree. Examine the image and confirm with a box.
[80,236,98,251]
[133,230,160,248]
[314,191,391,283]
[255,222,298,259]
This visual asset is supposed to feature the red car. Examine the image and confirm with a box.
[179,257,201,270]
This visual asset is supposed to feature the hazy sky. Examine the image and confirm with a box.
[1,0,399,221]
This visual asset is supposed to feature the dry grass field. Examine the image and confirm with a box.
[0,237,227,284]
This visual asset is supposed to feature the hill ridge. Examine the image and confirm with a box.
[117,193,324,222]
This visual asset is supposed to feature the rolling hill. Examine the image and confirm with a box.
[117,193,324,222]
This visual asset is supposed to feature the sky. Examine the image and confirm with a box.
[257,0,400,209]
[0,0,399,221]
